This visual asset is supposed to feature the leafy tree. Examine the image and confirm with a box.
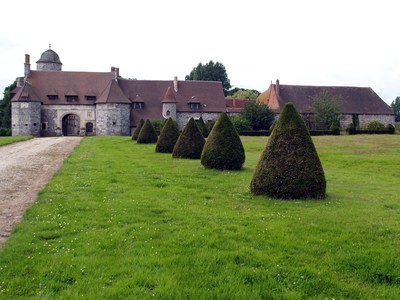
[240,100,275,130]
[137,120,158,144]
[250,103,326,199]
[0,81,16,130]
[172,118,205,159]
[390,97,400,122]
[155,118,180,153]
[226,88,260,100]
[201,112,245,170]
[132,119,144,140]
[185,61,231,96]
[309,90,343,130]
[229,115,252,131]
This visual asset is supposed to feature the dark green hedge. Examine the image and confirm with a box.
[172,118,205,159]
[155,118,180,153]
[201,112,245,170]
[137,120,158,144]
[250,103,326,199]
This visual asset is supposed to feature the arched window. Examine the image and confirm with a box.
[166,110,170,116]
[86,122,93,133]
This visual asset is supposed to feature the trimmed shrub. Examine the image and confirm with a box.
[196,117,209,137]
[250,103,326,199]
[366,120,385,131]
[172,118,205,159]
[330,122,340,135]
[137,120,158,144]
[387,124,395,134]
[132,119,144,140]
[155,118,180,153]
[201,112,245,170]
[151,119,165,132]
[207,119,216,133]
[346,123,356,135]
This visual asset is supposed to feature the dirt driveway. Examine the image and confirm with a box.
[0,137,82,248]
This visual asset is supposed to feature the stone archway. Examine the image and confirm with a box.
[62,114,80,136]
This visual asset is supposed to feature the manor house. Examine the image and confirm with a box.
[11,48,226,136]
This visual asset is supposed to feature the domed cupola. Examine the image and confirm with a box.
[36,46,62,71]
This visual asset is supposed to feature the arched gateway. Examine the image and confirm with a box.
[62,114,80,136]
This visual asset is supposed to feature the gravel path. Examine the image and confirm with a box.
[0,137,82,248]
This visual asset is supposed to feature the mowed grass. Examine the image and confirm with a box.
[1,135,400,299]
[0,136,33,146]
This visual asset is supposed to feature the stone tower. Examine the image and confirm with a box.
[36,46,62,71]
[161,86,177,120]
[95,79,131,136]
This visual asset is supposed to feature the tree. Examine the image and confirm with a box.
[201,112,245,170]
[309,90,343,130]
[240,100,275,130]
[155,118,180,153]
[172,118,205,159]
[0,81,16,130]
[250,103,326,199]
[226,88,260,100]
[391,97,400,122]
[137,120,158,144]
[185,61,231,96]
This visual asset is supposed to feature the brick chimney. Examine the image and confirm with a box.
[174,76,178,92]
[24,54,31,79]
[275,79,280,97]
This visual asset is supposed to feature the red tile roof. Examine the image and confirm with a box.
[225,98,248,113]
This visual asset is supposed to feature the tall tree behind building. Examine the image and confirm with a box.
[0,81,16,131]
[391,96,400,122]
[185,61,231,96]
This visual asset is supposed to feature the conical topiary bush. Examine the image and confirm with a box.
[201,112,245,170]
[137,119,158,144]
[172,117,205,159]
[250,103,326,199]
[196,117,209,137]
[155,118,180,153]
[132,119,144,140]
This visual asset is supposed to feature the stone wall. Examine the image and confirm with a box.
[36,62,61,71]
[96,103,130,136]
[41,105,96,136]
[341,114,395,128]
[162,103,176,119]
[176,112,220,130]
[11,102,41,136]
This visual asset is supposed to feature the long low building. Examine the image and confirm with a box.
[257,80,394,128]
[11,48,226,136]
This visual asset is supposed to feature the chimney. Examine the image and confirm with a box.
[275,79,280,97]
[173,76,178,92]
[24,54,31,79]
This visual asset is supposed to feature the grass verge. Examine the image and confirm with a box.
[0,135,399,299]
[0,136,33,147]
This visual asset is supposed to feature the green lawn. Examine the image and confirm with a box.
[0,136,33,146]
[1,135,400,299]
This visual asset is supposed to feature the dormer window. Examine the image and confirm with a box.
[47,95,58,100]
[190,103,201,110]
[65,95,78,102]
[133,102,144,110]
[85,96,96,101]
[188,96,201,110]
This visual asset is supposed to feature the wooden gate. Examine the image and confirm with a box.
[62,114,80,136]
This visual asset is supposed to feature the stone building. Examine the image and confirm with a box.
[11,48,226,136]
[257,80,394,128]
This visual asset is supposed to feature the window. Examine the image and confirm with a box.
[41,123,47,130]
[47,95,58,100]
[189,103,201,110]
[166,110,170,116]
[133,102,144,110]
[85,96,96,101]
[86,122,93,133]
[65,95,78,102]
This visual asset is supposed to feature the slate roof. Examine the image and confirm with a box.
[258,82,393,115]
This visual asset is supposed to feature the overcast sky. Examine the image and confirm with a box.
[1,0,399,104]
